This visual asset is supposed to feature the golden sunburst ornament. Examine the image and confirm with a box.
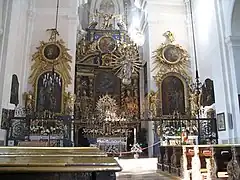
[28,30,72,87]
[111,42,142,85]
[152,31,190,82]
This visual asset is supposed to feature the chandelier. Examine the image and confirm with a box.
[42,71,62,88]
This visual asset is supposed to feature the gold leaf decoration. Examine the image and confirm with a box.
[152,31,190,83]
[29,39,72,87]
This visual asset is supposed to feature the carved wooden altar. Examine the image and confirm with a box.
[75,26,141,146]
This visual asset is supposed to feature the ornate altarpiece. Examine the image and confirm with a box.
[17,30,74,145]
[152,31,192,117]
[75,28,141,138]
[26,30,73,115]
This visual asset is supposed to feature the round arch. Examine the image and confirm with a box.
[225,0,235,36]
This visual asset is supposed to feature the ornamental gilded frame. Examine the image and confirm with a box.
[156,72,190,117]
[34,69,65,114]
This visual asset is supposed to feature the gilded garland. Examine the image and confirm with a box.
[29,30,72,87]
[152,31,190,83]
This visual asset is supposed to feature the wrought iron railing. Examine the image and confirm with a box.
[7,115,72,146]
[142,117,218,145]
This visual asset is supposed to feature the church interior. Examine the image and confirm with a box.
[0,0,240,179]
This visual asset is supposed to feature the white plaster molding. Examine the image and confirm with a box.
[0,28,3,36]
[225,36,240,47]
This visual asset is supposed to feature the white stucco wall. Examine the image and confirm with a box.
[192,0,240,143]
[0,0,32,118]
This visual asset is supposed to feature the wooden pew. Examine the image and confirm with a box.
[0,147,121,180]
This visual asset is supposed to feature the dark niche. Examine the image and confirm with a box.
[200,78,215,107]
[10,74,19,106]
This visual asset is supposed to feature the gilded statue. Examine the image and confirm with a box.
[148,90,157,117]
[96,10,115,29]
[23,91,34,113]
[163,30,175,44]
[124,90,138,116]
[190,91,201,117]
[112,44,141,85]
[64,92,76,115]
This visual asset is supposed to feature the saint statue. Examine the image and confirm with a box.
[23,91,34,113]
[123,90,138,116]
[190,91,201,117]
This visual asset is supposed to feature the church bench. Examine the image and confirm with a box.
[0,147,121,180]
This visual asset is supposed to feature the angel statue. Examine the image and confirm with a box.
[64,92,76,115]
[163,30,175,44]
[95,10,123,29]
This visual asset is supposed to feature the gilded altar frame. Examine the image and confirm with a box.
[152,31,191,118]
[155,72,190,117]
[25,30,73,114]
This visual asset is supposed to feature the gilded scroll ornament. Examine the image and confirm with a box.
[29,30,72,87]
[152,31,190,83]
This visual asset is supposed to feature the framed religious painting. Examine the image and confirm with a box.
[42,42,61,61]
[162,44,181,64]
[97,35,116,53]
[217,112,226,131]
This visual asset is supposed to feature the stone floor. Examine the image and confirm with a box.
[115,158,170,180]
[117,172,170,180]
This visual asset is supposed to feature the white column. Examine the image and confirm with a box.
[66,14,78,93]
[183,0,195,72]
[225,36,240,143]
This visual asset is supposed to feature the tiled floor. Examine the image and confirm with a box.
[115,158,170,180]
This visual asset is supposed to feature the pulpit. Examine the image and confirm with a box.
[0,147,121,180]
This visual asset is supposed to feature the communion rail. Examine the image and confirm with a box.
[142,117,218,145]
[157,145,240,179]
